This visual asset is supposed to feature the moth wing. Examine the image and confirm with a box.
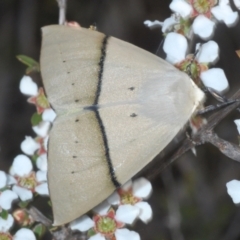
[47,103,180,226]
[40,25,204,226]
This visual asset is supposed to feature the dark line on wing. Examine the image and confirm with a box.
[93,35,121,188]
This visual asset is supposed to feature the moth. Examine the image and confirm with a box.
[40,25,204,225]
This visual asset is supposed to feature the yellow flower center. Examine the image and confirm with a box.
[0,232,12,240]
[18,172,37,190]
[120,191,139,205]
[96,216,117,235]
[193,0,213,14]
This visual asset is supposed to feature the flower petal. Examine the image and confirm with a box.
[169,0,192,18]
[14,228,36,240]
[234,120,240,135]
[32,121,51,138]
[93,201,111,215]
[20,136,40,156]
[144,20,163,29]
[36,154,48,171]
[42,108,56,122]
[163,32,187,64]
[0,190,18,210]
[226,180,240,204]
[7,174,17,185]
[192,15,215,40]
[0,214,14,232]
[0,171,7,188]
[36,171,47,182]
[89,233,105,240]
[211,4,238,26]
[35,183,49,196]
[121,180,132,191]
[200,68,229,93]
[19,76,38,96]
[162,15,178,33]
[107,192,120,205]
[10,155,33,177]
[115,205,140,224]
[43,136,49,151]
[135,202,153,223]
[115,228,140,240]
[233,0,240,9]
[70,215,94,232]
[196,41,219,64]
[133,177,152,199]
[12,185,33,201]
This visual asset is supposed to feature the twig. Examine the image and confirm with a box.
[28,206,52,227]
[145,88,240,180]
[56,0,67,25]
[51,226,87,240]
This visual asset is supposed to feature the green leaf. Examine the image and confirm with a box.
[18,200,30,208]
[31,112,42,126]
[47,200,52,207]
[33,223,46,239]
[16,55,40,73]
[1,209,8,220]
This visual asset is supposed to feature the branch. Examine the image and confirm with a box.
[56,0,67,25]
[28,206,52,227]
[145,88,240,180]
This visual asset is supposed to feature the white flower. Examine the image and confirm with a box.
[70,201,140,240]
[234,120,240,134]
[20,136,40,156]
[192,15,215,40]
[10,155,49,201]
[226,180,240,204]
[144,20,163,29]
[0,190,18,211]
[14,228,36,240]
[200,68,229,93]
[168,0,238,39]
[163,34,229,93]
[0,214,14,232]
[163,32,188,64]
[170,0,192,18]
[108,178,153,223]
[32,121,51,138]
[234,0,240,9]
[42,108,56,122]
[19,76,38,96]
[211,0,238,27]
[70,215,94,232]
[36,153,48,171]
[115,228,140,240]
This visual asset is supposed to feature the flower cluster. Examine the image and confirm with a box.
[145,0,240,217]
[70,178,153,240]
[0,75,53,239]
[145,0,238,39]
[144,0,235,94]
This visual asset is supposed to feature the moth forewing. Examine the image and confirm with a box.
[40,25,205,225]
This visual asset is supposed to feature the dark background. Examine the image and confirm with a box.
[1,0,240,239]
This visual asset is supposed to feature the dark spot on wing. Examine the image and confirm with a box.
[84,105,99,111]
[128,87,135,91]
[130,113,137,117]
